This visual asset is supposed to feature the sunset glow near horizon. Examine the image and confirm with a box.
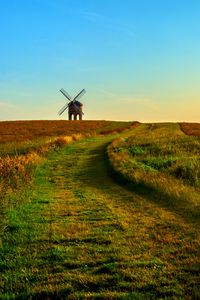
[0,0,200,122]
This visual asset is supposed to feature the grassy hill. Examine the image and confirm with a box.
[0,121,199,299]
[108,123,200,219]
[0,120,135,143]
[0,120,136,157]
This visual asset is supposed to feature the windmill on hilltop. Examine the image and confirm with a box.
[58,88,86,120]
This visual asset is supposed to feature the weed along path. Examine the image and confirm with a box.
[1,129,200,299]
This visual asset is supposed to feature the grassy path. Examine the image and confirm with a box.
[1,132,200,299]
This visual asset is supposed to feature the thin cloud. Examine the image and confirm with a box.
[92,88,117,98]
[92,88,159,111]
[0,102,16,108]
[34,2,136,38]
[73,9,104,21]
[70,9,136,37]
[119,97,159,111]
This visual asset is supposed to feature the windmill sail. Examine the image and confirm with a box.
[58,87,86,119]
[60,88,72,101]
[58,103,69,115]
[73,89,86,102]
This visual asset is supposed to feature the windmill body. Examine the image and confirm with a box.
[68,100,83,120]
[58,88,86,120]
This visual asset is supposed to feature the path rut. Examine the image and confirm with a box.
[2,134,199,299]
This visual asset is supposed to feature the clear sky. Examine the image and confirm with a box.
[0,0,200,122]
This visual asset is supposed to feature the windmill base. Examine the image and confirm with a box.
[69,113,82,120]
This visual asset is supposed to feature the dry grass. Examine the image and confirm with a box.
[180,122,200,136]
[0,136,72,193]
[0,152,42,190]
[0,120,134,157]
[0,120,104,143]
[0,120,133,143]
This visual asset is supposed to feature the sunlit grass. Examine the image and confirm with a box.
[0,122,200,299]
[108,123,200,220]
[0,121,136,203]
[0,120,134,144]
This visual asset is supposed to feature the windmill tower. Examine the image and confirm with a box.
[58,88,86,120]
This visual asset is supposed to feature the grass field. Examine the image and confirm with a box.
[0,120,135,157]
[108,123,200,216]
[0,120,135,144]
[0,121,200,299]
[0,120,135,213]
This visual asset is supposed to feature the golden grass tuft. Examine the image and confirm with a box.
[53,136,74,147]
[0,152,42,192]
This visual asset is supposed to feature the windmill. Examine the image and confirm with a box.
[58,88,86,120]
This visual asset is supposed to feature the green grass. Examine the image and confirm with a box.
[108,123,200,219]
[0,124,200,299]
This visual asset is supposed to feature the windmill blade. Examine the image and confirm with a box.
[60,88,72,101]
[58,102,70,115]
[73,103,84,115]
[73,89,86,102]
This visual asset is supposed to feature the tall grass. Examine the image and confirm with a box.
[107,123,200,220]
[0,134,83,195]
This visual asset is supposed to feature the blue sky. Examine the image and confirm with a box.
[0,0,200,121]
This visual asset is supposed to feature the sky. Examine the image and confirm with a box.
[0,0,200,122]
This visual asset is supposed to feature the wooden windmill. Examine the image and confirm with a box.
[58,88,86,120]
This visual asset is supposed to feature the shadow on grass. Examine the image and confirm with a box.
[14,289,72,300]
[78,141,200,226]
[107,161,200,225]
